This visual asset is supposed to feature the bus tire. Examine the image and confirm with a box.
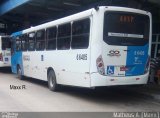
[17,66,24,80]
[47,70,59,91]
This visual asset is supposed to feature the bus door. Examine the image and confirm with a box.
[11,36,23,74]
[101,11,150,77]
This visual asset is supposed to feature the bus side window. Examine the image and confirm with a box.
[2,37,11,50]
[11,39,15,55]
[57,23,71,50]
[71,18,90,49]
[28,32,35,51]
[36,30,45,51]
[46,27,57,50]
[16,36,21,51]
[22,34,28,51]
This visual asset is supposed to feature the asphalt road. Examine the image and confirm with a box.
[0,68,160,112]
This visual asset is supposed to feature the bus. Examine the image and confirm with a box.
[11,6,152,91]
[0,36,11,68]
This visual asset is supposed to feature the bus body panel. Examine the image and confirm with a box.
[90,72,149,87]
[0,49,11,67]
[0,51,11,67]
[46,50,91,87]
[22,50,91,87]
[102,44,149,76]
[89,8,104,75]
[90,7,151,87]
[22,51,46,80]
[0,36,11,67]
[125,44,149,76]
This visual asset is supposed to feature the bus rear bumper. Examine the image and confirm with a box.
[90,72,149,87]
[0,61,10,67]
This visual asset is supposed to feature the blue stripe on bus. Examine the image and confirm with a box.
[125,44,149,76]
[11,31,24,74]
[11,51,23,75]
[11,31,23,37]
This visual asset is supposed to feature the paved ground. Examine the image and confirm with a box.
[0,68,160,112]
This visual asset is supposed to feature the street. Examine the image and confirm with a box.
[0,69,160,112]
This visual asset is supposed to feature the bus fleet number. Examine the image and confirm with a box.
[76,54,87,60]
[134,51,145,56]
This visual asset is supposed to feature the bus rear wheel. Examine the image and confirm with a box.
[48,70,59,91]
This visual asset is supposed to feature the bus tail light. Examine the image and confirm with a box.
[96,55,105,75]
[0,53,3,61]
[144,56,150,74]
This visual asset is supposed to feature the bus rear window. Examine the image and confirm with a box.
[2,37,11,50]
[103,12,150,46]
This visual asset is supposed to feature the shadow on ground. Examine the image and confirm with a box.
[0,67,12,74]
[22,76,158,106]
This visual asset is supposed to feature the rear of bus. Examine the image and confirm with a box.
[0,36,11,67]
[91,7,151,87]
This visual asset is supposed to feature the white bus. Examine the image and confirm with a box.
[0,36,11,67]
[11,6,152,91]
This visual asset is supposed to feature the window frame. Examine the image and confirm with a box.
[46,26,57,50]
[71,18,90,49]
[21,34,28,51]
[57,23,71,50]
[16,35,22,52]
[103,11,150,46]
[28,32,36,51]
[35,29,46,51]
[2,37,11,50]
